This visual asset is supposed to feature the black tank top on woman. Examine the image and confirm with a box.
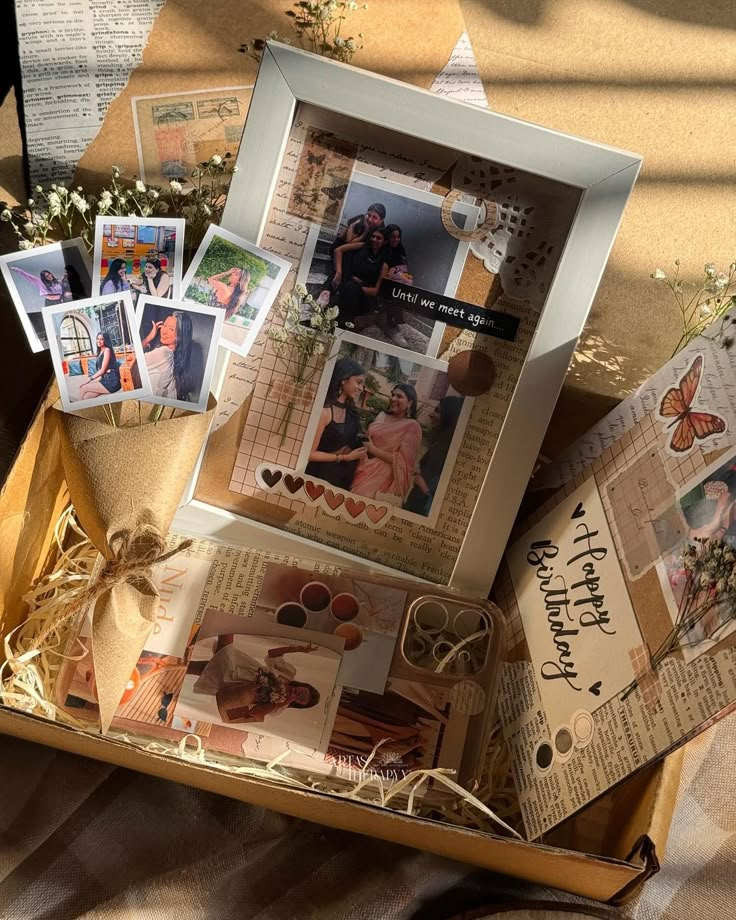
[305,404,362,490]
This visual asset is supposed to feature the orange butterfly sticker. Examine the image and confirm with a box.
[658,354,726,453]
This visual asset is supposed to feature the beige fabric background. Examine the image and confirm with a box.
[1,1,735,915]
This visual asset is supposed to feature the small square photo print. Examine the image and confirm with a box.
[0,238,92,352]
[92,216,185,307]
[297,332,473,526]
[181,225,290,356]
[136,296,223,412]
[43,292,151,411]
[296,171,477,357]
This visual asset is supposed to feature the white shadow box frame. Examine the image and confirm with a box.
[173,42,642,597]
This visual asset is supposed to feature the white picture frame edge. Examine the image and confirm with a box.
[294,329,473,528]
[175,42,643,596]
[43,291,152,412]
[91,215,186,299]
[0,238,93,354]
[134,295,225,413]
[180,223,291,358]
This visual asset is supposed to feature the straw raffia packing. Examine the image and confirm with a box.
[1,505,523,839]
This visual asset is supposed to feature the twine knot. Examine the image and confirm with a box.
[98,526,193,595]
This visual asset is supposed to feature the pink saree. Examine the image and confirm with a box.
[351,416,422,501]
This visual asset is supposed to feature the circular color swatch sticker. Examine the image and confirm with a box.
[449,679,487,716]
[571,709,596,748]
[534,740,554,774]
[447,350,496,396]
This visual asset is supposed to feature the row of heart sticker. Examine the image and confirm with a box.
[256,464,392,527]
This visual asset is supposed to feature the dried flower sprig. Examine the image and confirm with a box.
[652,261,736,357]
[0,155,236,256]
[240,1,367,65]
[269,284,340,441]
[621,537,736,701]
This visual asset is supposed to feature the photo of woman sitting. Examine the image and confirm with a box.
[78,332,121,399]
[207,267,252,320]
[351,383,422,504]
[141,310,193,401]
[404,396,464,517]
[306,357,367,490]
[130,258,171,302]
[99,258,130,295]
[329,202,386,292]
[332,227,390,327]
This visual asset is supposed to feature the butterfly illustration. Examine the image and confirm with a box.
[307,150,326,166]
[658,354,726,452]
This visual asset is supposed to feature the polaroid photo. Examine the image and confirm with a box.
[0,238,93,353]
[92,216,186,309]
[295,331,473,528]
[181,225,290,357]
[43,291,152,411]
[135,296,223,412]
[174,610,343,750]
[295,170,477,357]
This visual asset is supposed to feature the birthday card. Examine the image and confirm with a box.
[495,335,736,839]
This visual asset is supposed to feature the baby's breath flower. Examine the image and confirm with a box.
[209,154,222,166]
[169,179,182,193]
[295,283,307,296]
[112,165,121,178]
[135,179,146,193]
[18,240,33,250]
[651,268,666,281]
[0,209,12,222]
[34,185,42,193]
[69,191,88,213]
[704,262,717,277]
[148,188,159,199]
[23,222,34,234]
[27,198,34,207]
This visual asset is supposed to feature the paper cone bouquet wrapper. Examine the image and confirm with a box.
[52,399,215,732]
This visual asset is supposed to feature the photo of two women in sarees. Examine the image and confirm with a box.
[305,353,466,518]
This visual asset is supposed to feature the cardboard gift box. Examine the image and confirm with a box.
[0,385,682,904]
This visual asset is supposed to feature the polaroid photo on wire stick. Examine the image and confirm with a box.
[43,291,151,412]
[135,296,223,412]
[92,216,186,309]
[181,224,290,357]
[294,330,473,528]
[0,238,92,353]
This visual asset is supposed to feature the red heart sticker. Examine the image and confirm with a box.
[305,481,325,502]
[324,489,344,511]
[345,497,366,519]
[366,504,388,524]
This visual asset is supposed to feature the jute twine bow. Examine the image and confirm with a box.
[31,525,192,656]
